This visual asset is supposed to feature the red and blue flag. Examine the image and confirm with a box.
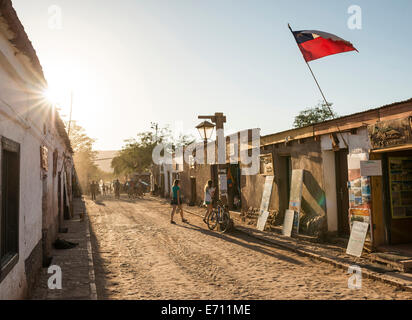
[291,29,358,62]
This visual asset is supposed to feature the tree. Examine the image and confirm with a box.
[67,120,101,192]
[111,123,194,177]
[293,102,338,128]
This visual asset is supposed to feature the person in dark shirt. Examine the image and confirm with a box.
[170,179,188,224]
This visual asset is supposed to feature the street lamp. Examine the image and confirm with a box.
[196,113,227,206]
[196,120,215,142]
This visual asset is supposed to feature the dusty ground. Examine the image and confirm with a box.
[88,194,412,300]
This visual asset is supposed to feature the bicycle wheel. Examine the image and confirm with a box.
[218,211,231,233]
[207,209,219,231]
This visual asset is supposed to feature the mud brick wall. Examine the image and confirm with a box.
[241,138,327,236]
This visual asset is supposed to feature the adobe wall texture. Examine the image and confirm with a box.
[241,138,327,236]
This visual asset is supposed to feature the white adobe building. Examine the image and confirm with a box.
[0,1,75,299]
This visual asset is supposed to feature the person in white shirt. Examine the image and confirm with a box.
[203,180,215,224]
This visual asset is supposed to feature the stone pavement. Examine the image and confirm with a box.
[31,197,97,300]
[160,197,412,292]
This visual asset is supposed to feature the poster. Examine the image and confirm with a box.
[256,175,274,231]
[349,208,370,225]
[259,154,274,176]
[346,221,369,257]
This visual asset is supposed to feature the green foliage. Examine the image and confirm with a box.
[112,123,194,177]
[293,102,338,128]
[67,121,103,191]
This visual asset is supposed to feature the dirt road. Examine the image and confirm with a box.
[87,195,412,300]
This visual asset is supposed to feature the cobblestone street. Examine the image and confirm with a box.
[87,195,412,300]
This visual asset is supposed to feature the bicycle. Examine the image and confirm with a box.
[206,199,233,233]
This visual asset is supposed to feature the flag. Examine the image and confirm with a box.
[291,29,358,62]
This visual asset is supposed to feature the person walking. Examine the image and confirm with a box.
[91,181,97,201]
[114,179,121,200]
[203,180,215,224]
[170,179,188,224]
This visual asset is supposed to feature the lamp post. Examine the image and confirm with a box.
[196,113,227,204]
[195,120,215,167]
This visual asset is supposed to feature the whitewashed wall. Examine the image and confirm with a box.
[0,29,72,299]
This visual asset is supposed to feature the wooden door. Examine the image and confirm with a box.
[335,149,350,236]
[190,177,196,205]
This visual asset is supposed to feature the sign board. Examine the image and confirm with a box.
[256,176,274,231]
[282,210,295,237]
[289,169,304,212]
[368,117,412,150]
[256,211,269,231]
[360,160,382,176]
[346,221,369,257]
[288,169,304,234]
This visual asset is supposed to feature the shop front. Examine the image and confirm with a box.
[369,117,412,253]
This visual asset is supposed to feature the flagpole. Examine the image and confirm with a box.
[288,24,349,148]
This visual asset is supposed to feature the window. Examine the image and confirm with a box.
[0,137,20,282]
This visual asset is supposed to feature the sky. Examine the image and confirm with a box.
[13,0,412,150]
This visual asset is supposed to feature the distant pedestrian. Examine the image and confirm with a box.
[90,181,97,201]
[170,179,188,224]
[114,179,121,200]
[203,180,215,224]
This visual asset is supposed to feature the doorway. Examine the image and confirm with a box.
[279,156,292,214]
[227,164,241,211]
[189,177,196,206]
[335,149,350,236]
[384,151,412,244]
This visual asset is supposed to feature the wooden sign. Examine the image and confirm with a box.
[282,210,295,237]
[288,169,304,234]
[256,211,269,231]
[256,175,274,231]
[368,117,412,150]
[346,221,369,257]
